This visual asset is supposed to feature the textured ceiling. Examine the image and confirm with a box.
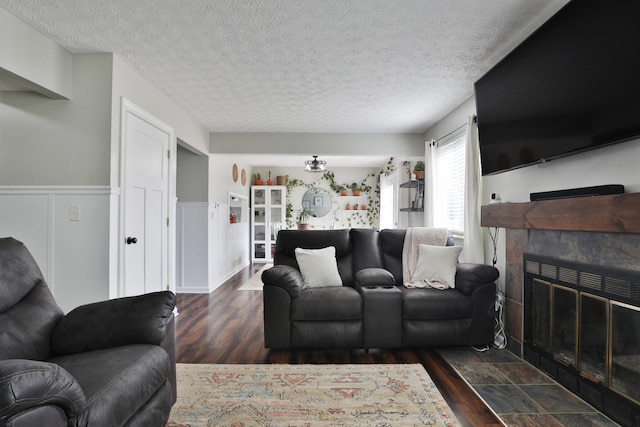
[0,0,567,133]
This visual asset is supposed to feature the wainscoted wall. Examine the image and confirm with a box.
[176,202,249,293]
[0,186,113,313]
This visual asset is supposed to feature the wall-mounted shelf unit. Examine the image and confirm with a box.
[399,179,424,227]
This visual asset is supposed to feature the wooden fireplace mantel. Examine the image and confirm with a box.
[481,193,640,233]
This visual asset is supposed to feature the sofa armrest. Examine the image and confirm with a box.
[354,268,396,289]
[50,291,176,356]
[0,360,85,425]
[455,263,499,296]
[262,265,304,298]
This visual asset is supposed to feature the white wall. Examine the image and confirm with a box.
[0,187,112,313]
[1,19,213,308]
[0,8,72,99]
[1,54,113,186]
[483,139,640,204]
[177,145,208,203]
[208,154,253,204]
[110,55,210,187]
[208,154,253,283]
[211,132,424,156]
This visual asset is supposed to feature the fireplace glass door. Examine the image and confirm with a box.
[552,285,578,367]
[579,294,607,384]
[610,301,640,404]
[531,279,551,351]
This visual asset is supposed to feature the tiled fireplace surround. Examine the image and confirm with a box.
[503,227,640,356]
[482,194,640,357]
[481,193,640,425]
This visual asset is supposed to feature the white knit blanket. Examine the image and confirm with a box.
[402,227,449,288]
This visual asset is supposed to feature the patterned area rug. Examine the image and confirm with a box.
[167,363,460,426]
[238,264,272,290]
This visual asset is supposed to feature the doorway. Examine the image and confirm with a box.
[379,171,398,229]
[120,99,175,297]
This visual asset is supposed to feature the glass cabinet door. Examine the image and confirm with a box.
[251,186,286,263]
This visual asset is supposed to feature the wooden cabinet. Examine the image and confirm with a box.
[251,186,286,263]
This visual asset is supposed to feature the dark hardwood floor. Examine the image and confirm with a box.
[175,263,503,427]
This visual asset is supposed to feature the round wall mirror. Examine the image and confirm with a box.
[301,188,332,218]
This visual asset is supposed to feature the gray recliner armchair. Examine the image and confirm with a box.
[0,237,176,427]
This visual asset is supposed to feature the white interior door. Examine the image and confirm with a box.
[379,171,398,229]
[123,110,170,296]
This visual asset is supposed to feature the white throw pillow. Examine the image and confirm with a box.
[294,246,343,289]
[411,244,462,289]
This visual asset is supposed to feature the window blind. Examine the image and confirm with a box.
[433,132,466,234]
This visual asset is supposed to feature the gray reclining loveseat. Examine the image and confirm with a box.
[263,228,499,349]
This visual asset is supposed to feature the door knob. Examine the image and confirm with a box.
[126,237,138,245]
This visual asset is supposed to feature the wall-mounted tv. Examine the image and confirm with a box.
[475,0,640,175]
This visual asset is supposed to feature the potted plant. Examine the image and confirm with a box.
[297,208,311,230]
[266,171,273,185]
[414,161,425,180]
[340,185,348,196]
[254,173,263,185]
[350,183,360,196]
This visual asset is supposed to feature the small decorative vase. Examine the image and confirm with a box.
[276,176,287,185]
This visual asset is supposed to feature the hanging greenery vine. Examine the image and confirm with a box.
[283,157,396,229]
[285,178,314,229]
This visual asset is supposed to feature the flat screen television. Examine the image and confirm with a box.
[475,0,640,175]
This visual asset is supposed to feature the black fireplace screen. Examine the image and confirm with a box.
[523,253,640,424]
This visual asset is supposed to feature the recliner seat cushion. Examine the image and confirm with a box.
[49,344,171,427]
[401,288,473,320]
[291,287,362,321]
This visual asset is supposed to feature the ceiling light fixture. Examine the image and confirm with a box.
[304,155,326,172]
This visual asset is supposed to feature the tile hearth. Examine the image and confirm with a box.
[438,347,619,427]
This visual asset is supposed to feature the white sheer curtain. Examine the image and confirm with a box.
[424,115,485,263]
[424,140,437,227]
[462,116,484,263]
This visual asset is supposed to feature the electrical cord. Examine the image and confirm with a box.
[471,227,507,352]
[493,289,507,349]
[487,226,507,350]
[488,226,499,268]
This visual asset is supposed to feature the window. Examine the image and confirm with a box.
[432,130,466,235]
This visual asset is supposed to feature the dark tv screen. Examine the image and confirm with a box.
[475,0,640,175]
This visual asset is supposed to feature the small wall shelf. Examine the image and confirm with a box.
[481,193,640,233]
[399,179,424,225]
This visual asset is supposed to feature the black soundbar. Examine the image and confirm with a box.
[530,184,624,201]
